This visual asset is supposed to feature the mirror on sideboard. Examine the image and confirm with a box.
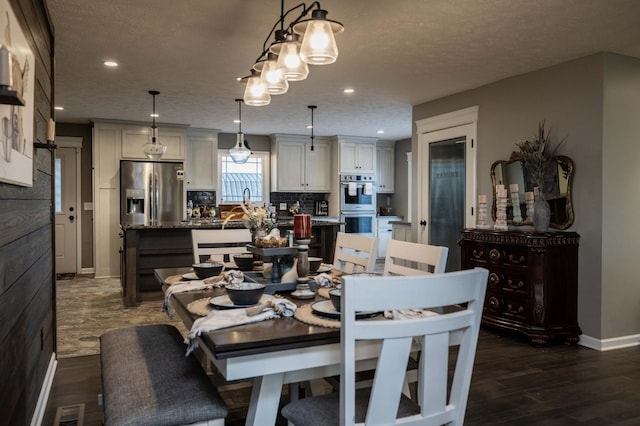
[490,155,574,230]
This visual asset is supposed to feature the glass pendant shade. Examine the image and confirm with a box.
[243,72,271,106]
[143,91,167,160]
[229,132,251,164]
[258,54,289,95]
[294,9,344,65]
[299,21,338,65]
[272,35,309,81]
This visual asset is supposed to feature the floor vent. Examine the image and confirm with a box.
[53,403,84,426]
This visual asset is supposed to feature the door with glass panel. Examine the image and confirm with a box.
[55,147,78,274]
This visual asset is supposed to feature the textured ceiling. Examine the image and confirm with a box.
[46,0,640,140]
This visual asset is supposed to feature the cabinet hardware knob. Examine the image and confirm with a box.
[507,304,524,314]
[489,273,500,286]
[472,249,484,259]
[508,254,525,264]
[489,249,501,263]
[507,279,524,289]
[488,296,500,309]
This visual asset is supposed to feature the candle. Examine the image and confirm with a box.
[509,183,519,193]
[478,194,487,204]
[495,184,504,194]
[294,213,311,240]
[0,45,11,87]
[533,187,540,196]
[499,188,508,198]
[46,118,55,142]
[525,191,534,200]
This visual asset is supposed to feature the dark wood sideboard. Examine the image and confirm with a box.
[460,229,581,346]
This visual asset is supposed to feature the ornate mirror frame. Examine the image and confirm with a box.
[490,155,574,230]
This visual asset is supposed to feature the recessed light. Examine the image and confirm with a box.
[343,88,354,94]
[233,119,241,124]
[150,113,159,118]
[103,61,118,67]
[54,106,64,111]
[377,130,384,134]
[306,125,313,129]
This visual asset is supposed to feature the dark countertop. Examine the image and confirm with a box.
[122,217,342,230]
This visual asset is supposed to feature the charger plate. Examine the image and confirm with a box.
[164,275,184,285]
[294,304,340,329]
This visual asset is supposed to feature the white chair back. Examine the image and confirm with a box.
[333,232,378,274]
[191,228,252,264]
[340,268,488,425]
[383,239,448,276]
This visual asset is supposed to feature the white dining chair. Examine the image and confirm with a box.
[191,228,252,264]
[383,239,448,276]
[332,232,378,274]
[281,268,489,426]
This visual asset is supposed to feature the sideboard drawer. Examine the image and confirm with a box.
[487,268,528,295]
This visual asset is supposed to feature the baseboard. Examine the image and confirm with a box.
[80,267,95,274]
[579,333,640,351]
[30,353,58,426]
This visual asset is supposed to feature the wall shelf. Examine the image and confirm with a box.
[0,87,25,106]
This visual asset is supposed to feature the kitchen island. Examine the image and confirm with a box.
[120,219,341,307]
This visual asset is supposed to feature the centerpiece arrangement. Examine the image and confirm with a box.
[514,120,565,232]
[222,199,286,247]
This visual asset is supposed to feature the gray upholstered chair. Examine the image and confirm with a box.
[281,268,488,426]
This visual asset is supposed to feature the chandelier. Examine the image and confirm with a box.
[241,1,344,106]
[229,99,252,164]
[143,90,167,160]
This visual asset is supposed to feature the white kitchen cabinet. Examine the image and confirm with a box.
[377,216,400,258]
[376,141,395,193]
[339,139,376,174]
[392,222,412,242]
[185,128,218,190]
[121,125,186,160]
[271,134,331,192]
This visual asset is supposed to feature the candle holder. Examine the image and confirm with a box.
[290,238,315,299]
[510,191,523,223]
[494,193,508,231]
[476,201,491,229]
[525,193,535,223]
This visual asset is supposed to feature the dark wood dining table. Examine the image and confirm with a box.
[154,267,385,426]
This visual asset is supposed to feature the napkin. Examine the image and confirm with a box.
[162,270,246,318]
[364,182,373,195]
[314,273,334,288]
[383,309,439,320]
[348,182,357,196]
[185,295,297,356]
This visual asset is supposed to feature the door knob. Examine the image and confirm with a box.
[419,220,427,226]
[69,206,74,212]
[69,215,75,222]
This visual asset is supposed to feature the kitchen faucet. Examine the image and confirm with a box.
[243,187,251,203]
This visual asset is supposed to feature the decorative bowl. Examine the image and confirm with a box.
[225,282,266,306]
[233,253,254,270]
[329,289,342,312]
[192,262,224,279]
[308,257,323,273]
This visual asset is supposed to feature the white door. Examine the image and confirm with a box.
[416,108,478,272]
[55,147,78,273]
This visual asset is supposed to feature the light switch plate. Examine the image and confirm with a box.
[84,202,94,210]
[279,203,287,211]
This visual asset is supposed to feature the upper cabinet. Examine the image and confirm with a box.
[337,136,377,174]
[185,128,218,190]
[376,141,395,193]
[271,134,332,192]
[121,125,186,160]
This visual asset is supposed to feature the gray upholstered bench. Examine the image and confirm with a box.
[100,324,228,426]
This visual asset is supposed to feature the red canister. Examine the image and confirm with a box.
[294,214,311,240]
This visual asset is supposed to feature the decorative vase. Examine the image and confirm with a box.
[250,227,267,244]
[533,193,551,232]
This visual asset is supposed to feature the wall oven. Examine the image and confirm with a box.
[340,212,377,238]
[339,174,376,211]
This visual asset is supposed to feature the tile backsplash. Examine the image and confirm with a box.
[270,192,328,216]
[187,191,216,208]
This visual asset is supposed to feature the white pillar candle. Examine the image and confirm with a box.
[0,45,12,87]
[46,118,55,141]
[509,183,519,193]
[525,191,534,200]
[499,188,508,198]
[478,194,487,204]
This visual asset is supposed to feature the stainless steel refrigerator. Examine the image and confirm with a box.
[120,160,184,225]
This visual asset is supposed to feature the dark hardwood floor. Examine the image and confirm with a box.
[43,328,640,425]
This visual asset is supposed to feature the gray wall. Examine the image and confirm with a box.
[412,53,609,340]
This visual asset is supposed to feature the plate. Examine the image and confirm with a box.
[181,272,199,280]
[209,295,263,309]
[311,300,381,320]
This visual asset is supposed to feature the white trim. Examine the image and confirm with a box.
[406,152,412,223]
[56,136,84,274]
[81,267,95,275]
[415,106,479,134]
[30,353,58,426]
[578,333,640,351]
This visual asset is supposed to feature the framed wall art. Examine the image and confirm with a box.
[0,0,35,186]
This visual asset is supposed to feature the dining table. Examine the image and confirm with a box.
[154,267,384,426]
